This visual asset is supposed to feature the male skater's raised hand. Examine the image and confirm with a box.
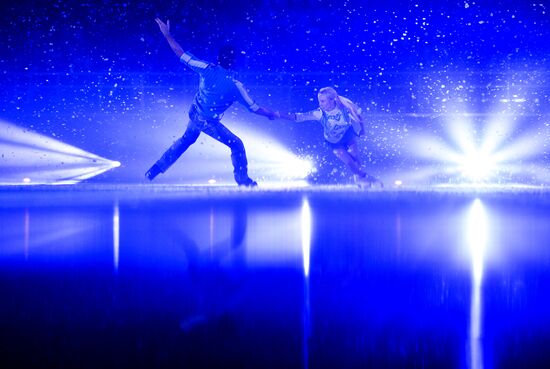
[155,18,184,58]
[155,18,170,36]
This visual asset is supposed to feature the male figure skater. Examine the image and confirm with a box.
[146,18,277,186]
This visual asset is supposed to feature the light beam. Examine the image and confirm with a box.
[0,120,120,185]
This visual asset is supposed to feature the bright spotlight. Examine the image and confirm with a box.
[406,110,549,187]
[0,120,120,185]
[459,151,497,181]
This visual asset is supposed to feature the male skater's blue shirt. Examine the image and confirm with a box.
[180,51,260,119]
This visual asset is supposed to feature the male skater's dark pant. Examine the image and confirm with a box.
[153,105,255,185]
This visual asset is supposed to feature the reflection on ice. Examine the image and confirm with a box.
[245,204,304,266]
[467,199,489,369]
[301,197,312,369]
[2,187,550,367]
[113,201,120,273]
[301,197,312,277]
[468,199,488,286]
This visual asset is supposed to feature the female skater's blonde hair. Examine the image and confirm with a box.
[318,87,362,122]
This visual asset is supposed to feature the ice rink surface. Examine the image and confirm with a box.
[1,184,550,368]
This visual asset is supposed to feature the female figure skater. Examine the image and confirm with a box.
[276,87,382,187]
